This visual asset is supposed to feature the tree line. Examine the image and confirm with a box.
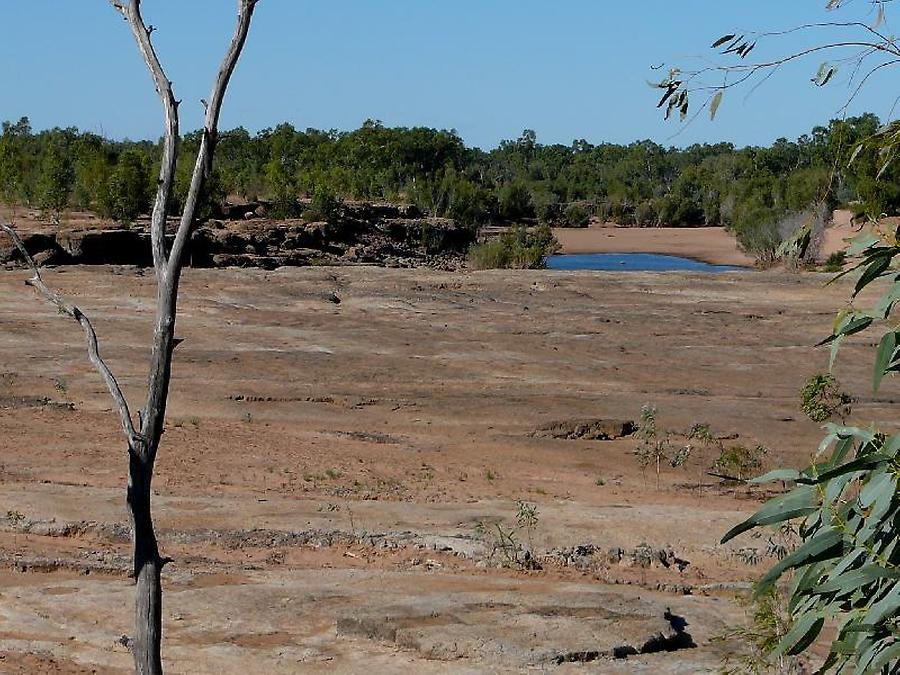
[2,114,898,257]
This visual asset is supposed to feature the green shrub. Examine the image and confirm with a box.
[99,149,151,224]
[498,181,534,222]
[37,137,74,225]
[304,184,340,224]
[563,203,591,227]
[717,587,807,674]
[712,444,767,483]
[468,224,560,269]
[799,373,852,423]
[822,250,846,272]
[534,198,561,225]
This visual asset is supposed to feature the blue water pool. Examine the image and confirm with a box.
[546,252,747,273]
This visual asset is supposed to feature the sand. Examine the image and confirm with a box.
[553,225,755,266]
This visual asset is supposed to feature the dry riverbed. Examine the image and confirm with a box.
[0,264,887,673]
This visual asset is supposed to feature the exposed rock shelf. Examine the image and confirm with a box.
[1,202,474,270]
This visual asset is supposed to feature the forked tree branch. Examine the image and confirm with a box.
[167,0,258,273]
[111,0,178,280]
[0,223,139,445]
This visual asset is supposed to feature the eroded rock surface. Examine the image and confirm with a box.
[534,417,636,440]
[1,202,473,270]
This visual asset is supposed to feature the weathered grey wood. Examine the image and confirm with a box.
[0,223,139,444]
[167,0,258,275]
[113,0,179,280]
[115,4,259,673]
[3,3,258,673]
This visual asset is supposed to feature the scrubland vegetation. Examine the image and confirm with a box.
[2,114,898,262]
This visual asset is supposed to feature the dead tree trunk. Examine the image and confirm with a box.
[3,2,258,673]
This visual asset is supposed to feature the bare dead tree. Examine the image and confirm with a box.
[1,2,258,673]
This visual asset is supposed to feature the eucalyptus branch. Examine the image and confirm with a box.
[111,0,177,280]
[0,223,139,445]
[167,0,258,274]
[656,3,900,125]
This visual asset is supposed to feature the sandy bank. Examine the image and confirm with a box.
[553,225,755,267]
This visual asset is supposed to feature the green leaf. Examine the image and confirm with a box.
[709,91,723,121]
[818,314,873,346]
[872,279,900,319]
[873,332,898,392]
[711,34,736,48]
[823,424,875,441]
[882,433,900,454]
[868,641,900,674]
[776,612,824,656]
[859,471,894,508]
[815,564,900,594]
[815,453,893,482]
[756,527,844,593]
[854,252,892,297]
[829,334,844,371]
[721,486,818,543]
[846,232,880,256]
[750,468,800,484]
[862,583,900,626]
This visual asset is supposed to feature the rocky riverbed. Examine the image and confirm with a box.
[0,264,872,672]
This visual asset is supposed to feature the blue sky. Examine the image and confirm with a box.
[0,1,895,149]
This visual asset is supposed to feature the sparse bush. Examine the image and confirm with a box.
[687,422,719,495]
[712,444,767,484]
[634,404,693,490]
[475,500,542,570]
[468,224,560,270]
[717,587,807,675]
[498,180,534,222]
[304,184,341,224]
[563,202,591,228]
[822,250,846,272]
[799,372,852,423]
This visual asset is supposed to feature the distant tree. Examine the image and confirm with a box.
[37,136,74,224]
[264,123,301,217]
[0,117,31,210]
[499,180,534,221]
[73,134,113,211]
[99,148,152,224]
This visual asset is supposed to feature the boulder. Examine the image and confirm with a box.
[533,418,636,441]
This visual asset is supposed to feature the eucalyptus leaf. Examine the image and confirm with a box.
[873,332,899,391]
[709,91,723,121]
[721,486,818,543]
[776,612,824,656]
[756,527,844,593]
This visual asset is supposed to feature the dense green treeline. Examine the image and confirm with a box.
[2,114,898,258]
